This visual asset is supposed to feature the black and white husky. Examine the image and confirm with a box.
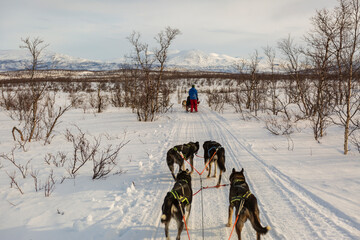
[161,170,192,240]
[166,142,199,180]
[203,140,226,186]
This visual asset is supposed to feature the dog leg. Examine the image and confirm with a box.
[181,161,186,171]
[164,220,170,240]
[185,204,191,224]
[169,164,176,180]
[176,214,184,240]
[213,161,217,178]
[189,156,194,173]
[207,162,212,178]
[226,205,233,227]
[217,169,223,186]
[236,216,246,240]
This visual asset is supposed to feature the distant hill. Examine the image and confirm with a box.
[0,49,278,72]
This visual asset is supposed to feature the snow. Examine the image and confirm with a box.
[0,49,279,72]
[0,93,359,240]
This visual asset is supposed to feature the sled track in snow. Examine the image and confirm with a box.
[205,109,360,239]
[149,107,359,239]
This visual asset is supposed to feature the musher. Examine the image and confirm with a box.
[188,85,198,112]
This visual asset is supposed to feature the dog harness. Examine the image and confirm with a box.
[231,178,252,204]
[169,179,190,206]
[231,190,252,203]
[170,189,189,206]
[173,144,191,159]
[207,146,220,158]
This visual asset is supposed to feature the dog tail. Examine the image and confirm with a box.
[255,225,270,235]
[166,150,176,180]
[217,148,226,172]
[251,215,270,235]
[161,193,173,223]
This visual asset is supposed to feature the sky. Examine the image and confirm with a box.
[0,0,339,61]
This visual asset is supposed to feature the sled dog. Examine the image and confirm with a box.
[203,140,226,186]
[161,170,192,240]
[227,168,270,240]
[166,141,199,180]
[182,96,191,112]
[182,100,187,110]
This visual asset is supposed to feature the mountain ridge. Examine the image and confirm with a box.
[0,49,272,72]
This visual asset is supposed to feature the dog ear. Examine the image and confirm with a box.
[232,168,235,173]
[240,168,244,174]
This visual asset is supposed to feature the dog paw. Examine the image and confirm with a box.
[226,223,231,227]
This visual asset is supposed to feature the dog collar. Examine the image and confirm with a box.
[232,178,245,185]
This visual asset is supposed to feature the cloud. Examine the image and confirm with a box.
[0,0,340,60]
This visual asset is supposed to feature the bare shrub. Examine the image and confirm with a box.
[111,82,125,107]
[207,91,225,113]
[0,87,17,111]
[6,171,24,195]
[264,113,295,136]
[350,130,360,153]
[43,102,72,145]
[0,148,31,178]
[30,168,41,192]
[3,85,71,146]
[44,152,67,167]
[65,128,100,178]
[92,141,128,180]
[229,91,243,113]
[44,169,56,197]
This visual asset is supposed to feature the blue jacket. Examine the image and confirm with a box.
[189,87,198,100]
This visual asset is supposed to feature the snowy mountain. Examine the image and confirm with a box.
[0,50,124,72]
[0,49,250,72]
[166,50,239,72]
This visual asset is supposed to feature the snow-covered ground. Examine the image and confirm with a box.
[0,92,359,240]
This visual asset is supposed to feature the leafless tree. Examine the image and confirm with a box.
[263,45,278,114]
[304,8,335,141]
[17,37,50,142]
[126,27,180,121]
[248,50,262,115]
[126,31,156,121]
[278,35,311,116]
[154,27,181,110]
[331,0,360,154]
[19,37,49,79]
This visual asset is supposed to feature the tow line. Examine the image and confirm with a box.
[175,150,227,240]
[193,183,229,196]
[177,148,218,176]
